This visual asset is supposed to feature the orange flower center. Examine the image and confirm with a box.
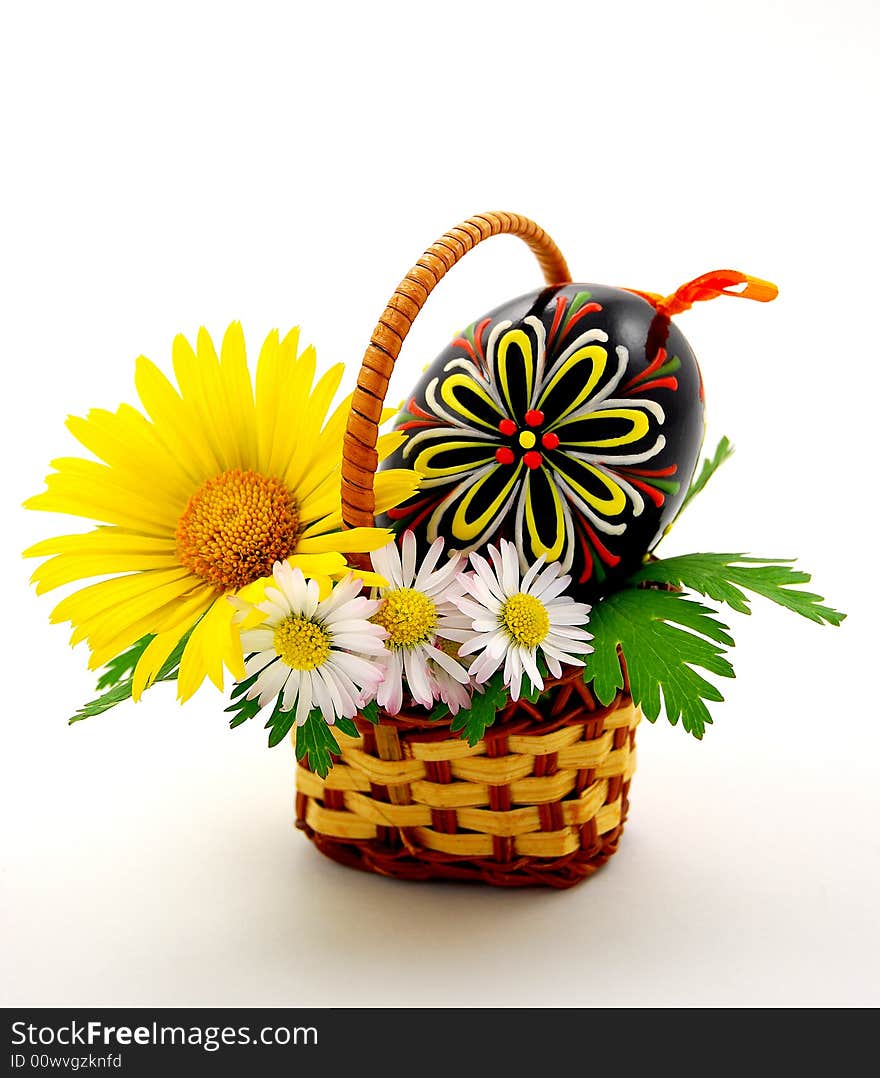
[175,468,299,591]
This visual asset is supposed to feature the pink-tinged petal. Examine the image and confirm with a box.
[468,553,506,602]
[427,645,470,683]
[404,647,434,708]
[377,651,404,714]
[470,648,504,684]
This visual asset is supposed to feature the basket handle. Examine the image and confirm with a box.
[340,211,572,530]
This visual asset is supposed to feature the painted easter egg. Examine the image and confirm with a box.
[379,283,705,597]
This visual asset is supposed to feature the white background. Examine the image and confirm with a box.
[2,0,878,1008]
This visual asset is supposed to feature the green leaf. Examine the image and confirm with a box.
[334,715,360,739]
[680,436,734,514]
[583,588,736,739]
[294,709,342,777]
[267,706,296,749]
[95,635,154,690]
[70,626,194,724]
[629,553,846,626]
[358,699,380,724]
[450,671,510,746]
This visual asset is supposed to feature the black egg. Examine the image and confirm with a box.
[379,283,705,598]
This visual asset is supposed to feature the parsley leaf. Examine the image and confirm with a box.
[450,671,510,746]
[583,589,735,739]
[629,553,846,626]
[94,635,154,691]
[680,435,734,514]
[294,709,343,777]
[70,627,194,723]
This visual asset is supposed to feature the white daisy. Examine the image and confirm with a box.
[234,561,387,727]
[453,539,593,701]
[370,532,471,714]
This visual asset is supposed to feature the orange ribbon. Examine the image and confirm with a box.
[625,270,778,318]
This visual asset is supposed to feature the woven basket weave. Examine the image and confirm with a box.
[295,211,640,888]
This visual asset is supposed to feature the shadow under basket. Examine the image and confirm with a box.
[295,668,640,889]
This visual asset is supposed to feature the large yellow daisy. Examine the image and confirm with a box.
[24,322,419,702]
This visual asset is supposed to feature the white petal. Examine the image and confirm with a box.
[469,553,506,602]
[257,662,291,708]
[400,529,417,587]
[520,646,543,693]
[499,540,520,595]
[414,536,445,587]
[330,633,387,656]
[244,651,278,679]
[428,645,470,683]
[325,665,359,718]
[547,606,592,626]
[281,668,301,710]
[470,648,504,684]
[273,563,305,611]
[504,647,523,700]
[457,631,493,657]
[404,647,434,708]
[240,628,275,653]
[377,651,404,714]
[524,563,560,599]
[296,671,313,726]
[544,651,562,679]
[311,669,335,724]
[533,575,571,603]
[520,554,548,593]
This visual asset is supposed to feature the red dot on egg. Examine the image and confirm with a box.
[524,409,544,428]
[498,418,517,436]
[541,432,560,450]
[495,447,515,465]
[523,451,543,470]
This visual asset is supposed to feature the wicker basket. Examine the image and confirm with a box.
[295,211,640,888]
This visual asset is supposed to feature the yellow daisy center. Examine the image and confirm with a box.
[500,592,550,648]
[175,468,299,591]
[372,588,437,649]
[273,615,332,670]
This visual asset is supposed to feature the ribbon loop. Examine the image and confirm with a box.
[626,270,778,318]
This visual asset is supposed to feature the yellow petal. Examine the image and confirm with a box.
[254,329,282,473]
[297,472,342,527]
[26,462,180,534]
[295,527,392,554]
[86,586,215,670]
[31,550,182,595]
[24,530,177,559]
[219,321,257,468]
[135,355,220,480]
[377,429,408,460]
[177,595,243,700]
[265,341,316,479]
[283,363,344,493]
[171,331,232,473]
[66,406,196,502]
[374,469,422,514]
[130,587,219,700]
[52,567,194,629]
